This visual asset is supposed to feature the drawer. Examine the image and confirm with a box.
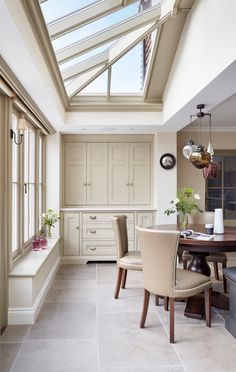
[82,240,135,256]
[82,212,134,223]
[82,222,134,240]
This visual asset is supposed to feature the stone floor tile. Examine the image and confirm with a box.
[0,343,21,372]
[0,325,30,343]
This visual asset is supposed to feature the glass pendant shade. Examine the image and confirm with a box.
[207,141,214,156]
[182,139,198,159]
[190,145,211,169]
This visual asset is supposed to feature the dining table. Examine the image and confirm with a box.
[148,224,236,319]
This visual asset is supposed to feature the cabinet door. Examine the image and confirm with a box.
[63,213,80,255]
[86,143,108,204]
[129,143,151,205]
[65,143,86,205]
[108,143,129,204]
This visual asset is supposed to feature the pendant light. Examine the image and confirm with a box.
[182,115,198,159]
[189,104,211,169]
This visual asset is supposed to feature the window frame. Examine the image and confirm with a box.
[11,108,46,262]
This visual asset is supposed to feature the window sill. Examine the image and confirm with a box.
[8,237,60,277]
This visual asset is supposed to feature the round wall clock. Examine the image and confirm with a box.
[160,153,176,170]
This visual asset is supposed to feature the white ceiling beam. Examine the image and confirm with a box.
[66,66,105,98]
[48,0,137,40]
[56,5,161,64]
[62,51,109,81]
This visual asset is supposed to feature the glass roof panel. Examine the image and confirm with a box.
[41,0,100,24]
[52,2,140,52]
[78,71,108,95]
[59,41,114,71]
[110,43,143,94]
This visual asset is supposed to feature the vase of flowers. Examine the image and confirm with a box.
[164,187,202,229]
[40,209,59,238]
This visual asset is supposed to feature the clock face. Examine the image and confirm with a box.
[160,153,176,170]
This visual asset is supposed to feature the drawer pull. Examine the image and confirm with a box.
[89,247,96,251]
[130,182,134,186]
[89,229,97,234]
[89,216,97,220]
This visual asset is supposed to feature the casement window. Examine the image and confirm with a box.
[11,110,45,260]
[205,152,236,221]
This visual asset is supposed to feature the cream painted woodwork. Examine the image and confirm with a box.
[108,143,151,205]
[65,143,107,205]
[61,210,155,262]
[63,213,80,256]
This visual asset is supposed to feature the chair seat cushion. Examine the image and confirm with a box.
[118,251,142,270]
[174,269,212,298]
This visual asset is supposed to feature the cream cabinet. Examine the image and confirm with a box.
[62,212,80,256]
[108,143,151,205]
[61,210,155,262]
[65,143,107,206]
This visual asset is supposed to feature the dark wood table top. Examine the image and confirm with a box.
[148,224,236,253]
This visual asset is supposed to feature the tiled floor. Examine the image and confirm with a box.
[1,257,236,372]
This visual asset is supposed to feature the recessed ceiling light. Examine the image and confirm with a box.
[81,128,87,131]
[129,128,135,131]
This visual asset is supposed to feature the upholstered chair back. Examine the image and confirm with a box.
[111,216,128,260]
[136,227,180,298]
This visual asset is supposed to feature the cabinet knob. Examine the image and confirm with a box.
[76,226,79,230]
[89,229,97,234]
[126,183,130,186]
[83,183,87,186]
[89,216,97,220]
[89,247,96,251]
[130,182,134,186]
[87,183,91,186]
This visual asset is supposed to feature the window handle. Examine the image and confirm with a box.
[24,183,27,193]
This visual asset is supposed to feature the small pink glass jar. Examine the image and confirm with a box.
[40,237,47,249]
[33,238,41,251]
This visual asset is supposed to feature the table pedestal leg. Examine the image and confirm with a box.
[184,253,229,319]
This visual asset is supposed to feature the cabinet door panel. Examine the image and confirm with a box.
[129,143,151,205]
[87,143,107,204]
[108,143,129,204]
[63,213,80,255]
[65,143,86,205]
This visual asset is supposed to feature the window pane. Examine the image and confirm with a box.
[39,184,42,229]
[24,129,29,183]
[110,43,142,94]
[29,129,35,183]
[224,188,236,220]
[24,188,29,242]
[12,115,19,182]
[41,0,100,24]
[224,156,236,187]
[12,183,18,254]
[205,188,222,211]
[38,136,42,183]
[79,70,108,95]
[29,184,35,238]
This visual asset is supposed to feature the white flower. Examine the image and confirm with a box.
[173,198,180,205]
[194,194,200,200]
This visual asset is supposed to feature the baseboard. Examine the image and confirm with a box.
[8,256,61,324]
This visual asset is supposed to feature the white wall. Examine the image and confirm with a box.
[162,0,236,130]
[46,133,61,236]
[155,132,177,224]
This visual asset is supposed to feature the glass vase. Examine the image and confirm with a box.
[178,212,188,230]
[46,225,52,238]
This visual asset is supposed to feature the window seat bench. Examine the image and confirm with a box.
[8,237,61,324]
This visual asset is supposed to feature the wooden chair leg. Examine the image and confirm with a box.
[169,297,175,343]
[223,262,227,293]
[155,295,160,306]
[121,269,127,289]
[164,296,169,311]
[213,262,220,281]
[140,289,150,328]
[204,288,211,328]
[114,267,123,299]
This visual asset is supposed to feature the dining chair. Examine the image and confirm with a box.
[182,211,227,292]
[136,227,212,343]
[111,215,142,299]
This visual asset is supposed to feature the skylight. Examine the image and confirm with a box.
[39,0,162,103]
